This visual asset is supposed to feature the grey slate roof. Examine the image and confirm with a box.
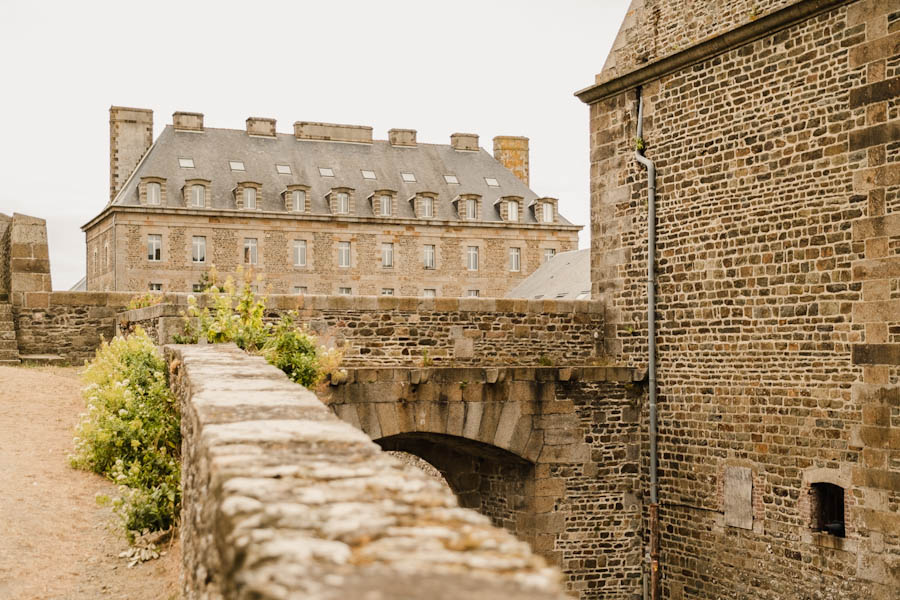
[114,126,574,225]
[505,249,591,299]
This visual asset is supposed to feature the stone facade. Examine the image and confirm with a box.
[167,343,570,600]
[579,0,899,598]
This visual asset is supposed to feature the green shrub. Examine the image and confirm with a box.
[70,327,180,540]
[127,292,163,310]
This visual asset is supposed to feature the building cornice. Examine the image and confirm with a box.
[81,205,583,232]
[575,0,853,105]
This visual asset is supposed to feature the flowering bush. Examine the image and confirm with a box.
[70,327,180,540]
[126,292,164,310]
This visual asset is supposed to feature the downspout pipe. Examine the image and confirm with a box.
[634,88,659,600]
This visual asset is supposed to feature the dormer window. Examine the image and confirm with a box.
[319,167,334,177]
[235,182,261,210]
[178,157,194,168]
[361,170,377,180]
[497,196,523,222]
[328,188,354,215]
[422,196,434,218]
[292,189,306,212]
[191,185,204,207]
[413,193,436,219]
[147,182,161,205]
[466,198,477,219]
[276,164,292,175]
[336,192,349,213]
[229,160,245,171]
[508,200,519,221]
[401,172,416,183]
[380,194,392,216]
[284,185,310,213]
[244,187,257,209]
[183,179,209,209]
[542,202,553,222]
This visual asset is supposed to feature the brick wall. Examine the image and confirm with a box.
[584,0,899,597]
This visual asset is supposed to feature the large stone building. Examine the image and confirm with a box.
[81,108,580,296]
[578,0,899,598]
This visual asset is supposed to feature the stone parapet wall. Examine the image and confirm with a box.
[120,294,606,366]
[0,214,11,300]
[166,343,569,600]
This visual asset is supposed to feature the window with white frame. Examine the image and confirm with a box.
[466,246,479,271]
[381,288,394,296]
[508,200,519,221]
[319,167,334,177]
[423,289,436,298]
[292,190,306,212]
[147,234,161,261]
[542,202,553,223]
[178,157,194,169]
[444,174,459,184]
[484,177,499,187]
[276,164,292,175]
[192,236,206,263]
[244,187,257,209]
[229,160,245,172]
[382,243,394,268]
[293,240,307,267]
[401,172,416,182]
[467,289,480,297]
[379,194,392,216]
[543,248,557,263]
[509,247,521,272]
[243,238,258,265]
[336,192,349,214]
[338,241,351,267]
[191,184,204,208]
[421,196,434,218]
[338,287,352,295]
[361,170,377,180]
[149,283,162,291]
[147,182,161,205]
[294,286,308,294]
[424,244,436,269]
[466,198,477,220]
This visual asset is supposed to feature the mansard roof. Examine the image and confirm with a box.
[112,126,573,225]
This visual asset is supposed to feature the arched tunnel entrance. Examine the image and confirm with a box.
[377,432,535,536]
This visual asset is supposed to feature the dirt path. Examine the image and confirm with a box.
[0,365,180,600]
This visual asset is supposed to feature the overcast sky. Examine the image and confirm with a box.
[0,0,629,290]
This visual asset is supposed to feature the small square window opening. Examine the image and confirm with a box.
[276,164,292,175]
[229,160,245,171]
[484,177,499,187]
[178,158,194,168]
[444,174,459,184]
[401,172,416,183]
[361,170,377,180]
[319,167,334,177]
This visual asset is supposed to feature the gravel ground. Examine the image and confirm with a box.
[0,365,180,600]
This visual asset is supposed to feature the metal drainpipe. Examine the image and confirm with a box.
[634,88,659,600]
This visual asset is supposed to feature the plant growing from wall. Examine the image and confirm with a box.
[69,327,180,543]
[127,292,164,310]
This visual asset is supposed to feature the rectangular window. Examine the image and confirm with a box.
[424,244,436,269]
[292,190,306,212]
[542,203,553,223]
[276,164,292,175]
[380,195,392,216]
[293,240,307,267]
[229,160,245,171]
[381,288,394,296]
[484,177,499,187]
[147,234,161,262]
[361,170,377,180]
[401,172,416,182]
[467,289,480,297]
[543,248,556,263]
[338,287,352,295]
[423,289,436,298]
[192,236,206,263]
[294,286,308,294]
[509,247,521,272]
[444,174,459,184]
[191,184,204,207]
[421,196,434,218]
[382,243,394,268]
[147,182,161,205]
[243,238,258,265]
[466,245,479,271]
[319,167,334,177]
[244,187,257,209]
[338,241,351,267]
[336,192,349,214]
[508,200,519,221]
[178,157,194,168]
[149,283,162,291]
[466,198,477,220]
[192,283,203,292]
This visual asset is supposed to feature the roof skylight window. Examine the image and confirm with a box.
[576,292,590,300]
[401,172,416,183]
[178,158,195,168]
[484,177,499,187]
[444,175,459,184]
[319,167,335,177]
[276,164,292,175]
[230,160,245,171]
[361,170,377,180]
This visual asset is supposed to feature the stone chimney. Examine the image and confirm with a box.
[389,129,417,147]
[173,111,204,132]
[294,121,373,144]
[493,136,530,186]
[450,133,479,151]
[109,106,153,202]
[247,117,276,137]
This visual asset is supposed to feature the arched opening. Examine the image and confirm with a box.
[377,432,535,538]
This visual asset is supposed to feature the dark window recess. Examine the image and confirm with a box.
[811,482,845,538]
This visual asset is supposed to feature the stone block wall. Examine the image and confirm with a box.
[0,213,10,300]
[319,365,645,599]
[8,213,52,306]
[166,343,569,600]
[583,0,899,598]
[118,294,606,367]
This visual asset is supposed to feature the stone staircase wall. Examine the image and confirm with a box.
[0,302,20,364]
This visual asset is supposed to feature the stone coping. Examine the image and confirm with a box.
[331,365,643,386]
[166,343,568,600]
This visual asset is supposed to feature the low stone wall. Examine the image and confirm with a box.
[166,343,569,600]
[122,294,605,366]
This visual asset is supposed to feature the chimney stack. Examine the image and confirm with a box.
[294,121,373,144]
[493,136,530,186]
[450,133,479,151]
[246,117,276,137]
[173,111,204,132]
[389,128,417,147]
[109,106,153,202]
